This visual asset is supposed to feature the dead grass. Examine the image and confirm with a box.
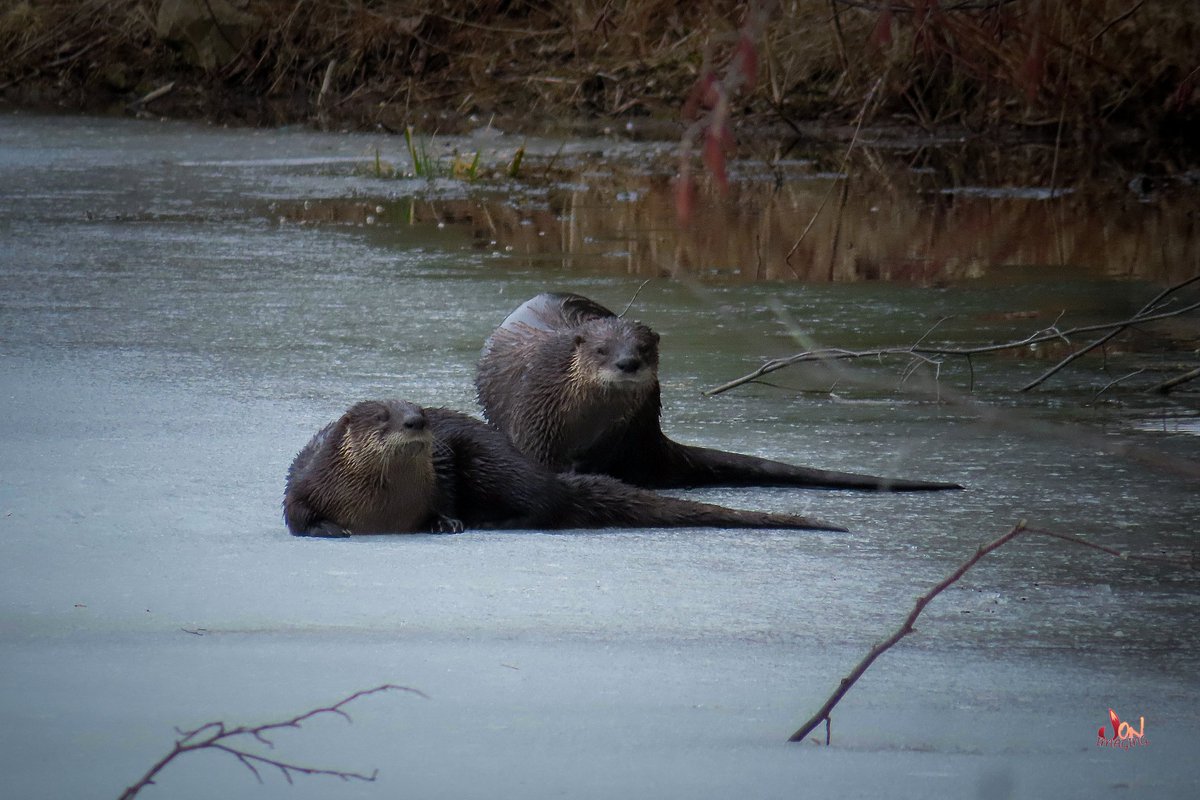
[1,1,1196,163]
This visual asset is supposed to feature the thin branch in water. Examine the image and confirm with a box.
[618,279,652,318]
[1043,309,1070,347]
[1092,368,1146,401]
[930,300,1200,355]
[1021,274,1200,392]
[706,277,1200,397]
[118,684,425,800]
[1148,365,1200,395]
[898,352,942,388]
[912,316,953,348]
[787,522,1196,745]
[1025,324,1125,392]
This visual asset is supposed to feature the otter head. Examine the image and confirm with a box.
[570,317,660,390]
[337,398,432,470]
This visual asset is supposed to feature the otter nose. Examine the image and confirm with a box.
[615,356,641,374]
[401,412,427,431]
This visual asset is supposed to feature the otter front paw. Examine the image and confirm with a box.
[294,521,352,538]
[431,515,465,534]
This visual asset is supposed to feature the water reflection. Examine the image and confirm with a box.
[274,154,1197,285]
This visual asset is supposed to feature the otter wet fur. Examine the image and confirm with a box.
[283,399,846,536]
[476,292,963,492]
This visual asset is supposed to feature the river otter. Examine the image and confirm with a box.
[476,292,962,491]
[283,398,846,536]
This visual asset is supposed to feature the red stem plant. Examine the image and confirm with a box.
[676,0,778,224]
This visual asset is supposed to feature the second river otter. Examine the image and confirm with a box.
[476,292,962,491]
[283,398,846,536]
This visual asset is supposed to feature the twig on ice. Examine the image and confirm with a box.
[788,521,1027,744]
[788,522,1196,745]
[118,684,425,799]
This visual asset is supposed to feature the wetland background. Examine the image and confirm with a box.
[2,0,1198,172]
[1,1,1199,798]
[4,0,1197,284]
[2,111,1198,800]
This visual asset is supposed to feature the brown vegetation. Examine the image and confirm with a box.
[275,157,1200,286]
[1,1,1197,167]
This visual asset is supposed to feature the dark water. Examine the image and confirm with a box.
[0,112,1197,799]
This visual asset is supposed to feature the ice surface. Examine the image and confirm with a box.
[0,113,1197,799]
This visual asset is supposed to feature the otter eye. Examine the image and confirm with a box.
[595,347,609,357]
[375,408,390,423]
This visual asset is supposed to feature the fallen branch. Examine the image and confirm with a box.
[118,684,424,799]
[787,521,1026,744]
[787,523,1196,744]
[127,81,176,112]
[1149,365,1200,394]
[1020,274,1200,391]
[706,276,1200,396]
[1092,368,1148,400]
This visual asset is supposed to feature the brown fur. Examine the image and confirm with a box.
[283,398,847,536]
[284,399,444,536]
[476,293,963,491]
[477,295,658,472]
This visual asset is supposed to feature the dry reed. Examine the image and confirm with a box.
[1,0,1195,156]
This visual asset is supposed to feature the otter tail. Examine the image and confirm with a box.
[555,474,847,532]
[658,443,963,492]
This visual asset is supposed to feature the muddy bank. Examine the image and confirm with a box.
[2,1,1198,176]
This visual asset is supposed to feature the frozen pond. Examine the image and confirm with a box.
[0,112,1197,799]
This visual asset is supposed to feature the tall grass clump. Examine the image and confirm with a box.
[804,1,1200,138]
[404,126,439,178]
